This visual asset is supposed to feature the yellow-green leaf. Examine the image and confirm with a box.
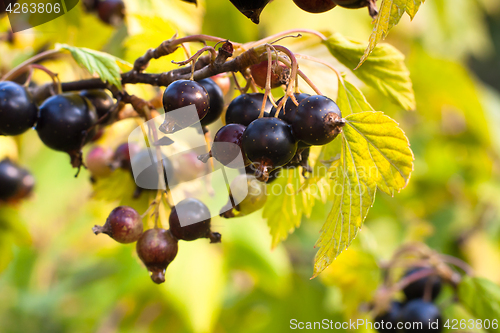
[313,111,414,277]
[56,44,132,90]
[360,0,425,66]
[337,76,374,115]
[324,33,416,110]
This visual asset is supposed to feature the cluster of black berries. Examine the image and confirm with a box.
[375,267,444,333]
[93,198,220,284]
[224,0,378,24]
[0,159,34,203]
[82,0,125,26]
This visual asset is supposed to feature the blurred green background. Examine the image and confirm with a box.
[1,0,500,332]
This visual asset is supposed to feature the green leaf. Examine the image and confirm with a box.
[263,168,317,248]
[458,276,500,332]
[324,33,416,110]
[313,112,414,277]
[337,76,374,115]
[360,0,425,66]
[56,44,132,90]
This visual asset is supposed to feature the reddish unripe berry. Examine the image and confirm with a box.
[136,228,178,284]
[93,206,143,244]
[112,142,140,171]
[86,146,113,178]
[250,60,290,89]
[173,152,206,182]
[211,73,231,96]
[97,0,125,25]
[206,123,250,168]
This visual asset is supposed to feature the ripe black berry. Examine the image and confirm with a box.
[333,0,378,17]
[203,123,250,168]
[136,228,178,284]
[242,117,298,182]
[225,93,272,126]
[169,198,221,243]
[291,95,344,146]
[293,0,336,13]
[0,81,38,136]
[93,206,143,243]
[80,89,114,120]
[403,267,442,301]
[398,300,443,333]
[270,93,311,124]
[229,0,270,23]
[97,0,125,25]
[161,80,210,133]
[86,146,113,178]
[375,301,402,332]
[36,93,98,154]
[220,174,267,218]
[0,159,23,201]
[197,78,224,127]
[250,60,290,89]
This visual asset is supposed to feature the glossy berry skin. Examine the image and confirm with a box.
[97,0,125,25]
[80,90,114,119]
[0,81,38,136]
[136,228,178,284]
[197,78,224,127]
[250,60,290,89]
[93,206,143,243]
[242,117,298,181]
[270,93,311,124]
[169,198,220,242]
[225,93,272,126]
[161,80,210,132]
[229,0,270,23]
[210,123,250,168]
[333,0,378,17]
[0,159,23,201]
[375,301,403,332]
[403,267,442,301]
[398,300,443,333]
[86,146,113,178]
[36,93,98,153]
[293,0,336,13]
[291,95,344,146]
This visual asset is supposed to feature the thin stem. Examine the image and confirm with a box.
[246,29,327,48]
[2,49,61,81]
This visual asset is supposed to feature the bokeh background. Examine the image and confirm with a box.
[0,0,500,332]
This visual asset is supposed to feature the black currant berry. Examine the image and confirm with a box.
[333,0,378,17]
[0,81,38,136]
[225,93,272,126]
[399,300,443,333]
[86,146,113,178]
[291,95,344,146]
[197,78,225,127]
[242,117,298,182]
[293,0,336,13]
[403,267,442,301]
[229,0,270,23]
[131,150,176,197]
[80,90,114,119]
[36,93,98,157]
[93,206,143,243]
[250,60,290,89]
[136,228,178,284]
[97,0,125,25]
[220,174,267,218]
[169,198,221,243]
[161,80,210,133]
[0,159,23,201]
[270,93,311,124]
[201,123,250,168]
[375,301,403,332]
[111,142,140,171]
